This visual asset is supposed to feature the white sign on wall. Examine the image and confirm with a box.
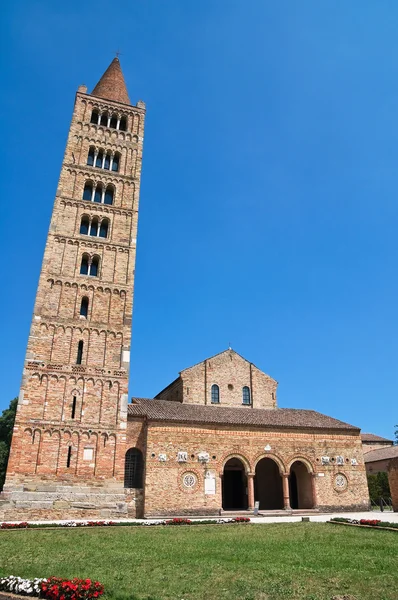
[204,470,216,495]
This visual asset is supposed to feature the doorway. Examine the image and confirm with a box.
[222,457,248,510]
[254,457,284,509]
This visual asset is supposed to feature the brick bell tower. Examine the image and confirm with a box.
[2,58,145,520]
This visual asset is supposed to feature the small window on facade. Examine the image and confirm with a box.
[104,153,111,170]
[242,386,251,405]
[83,183,93,201]
[76,340,84,364]
[124,448,143,488]
[90,110,99,124]
[96,151,103,168]
[71,396,77,419]
[99,219,109,238]
[119,116,127,131]
[87,147,95,167]
[94,185,102,203]
[90,218,99,237]
[112,153,119,172]
[80,297,89,318]
[211,384,220,404]
[90,256,99,277]
[100,112,108,127]
[66,446,72,468]
[110,114,118,129]
[80,255,89,275]
[80,217,89,235]
[104,186,114,205]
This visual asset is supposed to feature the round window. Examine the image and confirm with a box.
[228,384,234,391]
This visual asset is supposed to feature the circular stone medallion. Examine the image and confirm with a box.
[334,473,348,491]
[183,473,197,489]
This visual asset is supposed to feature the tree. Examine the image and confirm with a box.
[395,424,398,444]
[367,472,391,503]
[0,398,18,491]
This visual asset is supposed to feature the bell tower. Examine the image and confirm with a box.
[2,58,145,519]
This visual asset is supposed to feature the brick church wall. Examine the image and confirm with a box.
[142,421,369,516]
[388,458,398,512]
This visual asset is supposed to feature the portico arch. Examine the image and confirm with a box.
[289,460,314,509]
[222,457,248,510]
[254,457,284,510]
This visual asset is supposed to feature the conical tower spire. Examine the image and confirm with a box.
[91,57,130,105]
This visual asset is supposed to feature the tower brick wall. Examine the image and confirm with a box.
[1,59,146,520]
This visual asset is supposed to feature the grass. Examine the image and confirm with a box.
[0,523,397,600]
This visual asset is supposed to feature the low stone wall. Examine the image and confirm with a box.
[0,484,143,521]
[388,457,398,512]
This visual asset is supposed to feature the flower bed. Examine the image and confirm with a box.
[0,517,250,530]
[0,576,104,599]
[330,517,398,530]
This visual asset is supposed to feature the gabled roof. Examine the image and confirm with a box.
[364,445,398,463]
[128,398,359,432]
[361,433,393,443]
[180,348,272,377]
[91,57,130,105]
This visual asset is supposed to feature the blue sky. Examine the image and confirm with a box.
[1,1,397,439]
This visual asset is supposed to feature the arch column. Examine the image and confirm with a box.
[247,472,255,510]
[311,473,317,508]
[282,474,291,510]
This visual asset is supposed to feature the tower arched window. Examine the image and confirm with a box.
[87,147,95,167]
[110,114,118,129]
[80,254,89,275]
[104,186,114,205]
[80,297,89,318]
[83,182,93,201]
[242,386,251,405]
[104,153,111,170]
[90,110,99,124]
[80,217,89,235]
[119,116,127,131]
[124,448,143,488]
[99,219,109,238]
[90,255,99,277]
[94,184,103,203]
[112,153,120,172]
[96,151,104,169]
[90,218,99,237]
[100,112,108,127]
[211,384,220,404]
[76,340,84,365]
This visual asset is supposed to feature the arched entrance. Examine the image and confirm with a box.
[222,458,248,510]
[255,457,284,509]
[289,461,313,509]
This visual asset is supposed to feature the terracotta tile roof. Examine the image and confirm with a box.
[128,398,359,432]
[364,445,398,463]
[91,57,130,105]
[361,433,393,443]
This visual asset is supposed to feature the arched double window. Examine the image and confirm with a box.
[90,109,128,132]
[80,297,89,318]
[82,182,114,205]
[80,216,109,239]
[80,254,99,277]
[124,448,143,488]
[211,384,220,404]
[242,386,251,405]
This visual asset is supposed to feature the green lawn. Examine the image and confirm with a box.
[0,523,397,600]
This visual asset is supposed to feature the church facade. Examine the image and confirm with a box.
[1,59,369,521]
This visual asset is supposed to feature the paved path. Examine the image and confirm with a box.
[2,510,397,526]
